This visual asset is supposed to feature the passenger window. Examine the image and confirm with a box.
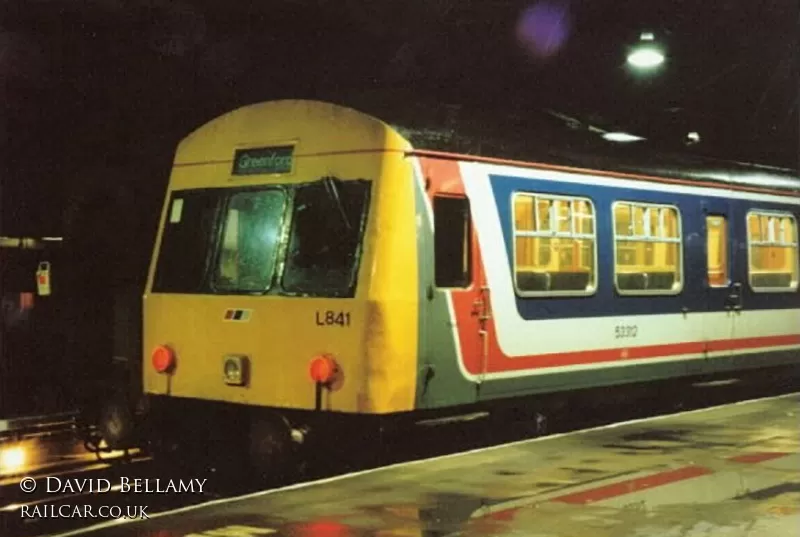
[746,211,798,291]
[434,197,472,288]
[613,202,682,294]
[706,215,729,287]
[512,193,596,295]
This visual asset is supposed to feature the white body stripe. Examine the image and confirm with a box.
[459,161,800,205]
[456,161,800,381]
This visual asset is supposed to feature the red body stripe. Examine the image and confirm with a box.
[461,334,800,375]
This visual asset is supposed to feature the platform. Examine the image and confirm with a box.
[56,394,799,537]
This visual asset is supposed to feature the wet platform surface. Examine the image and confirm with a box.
[56,394,800,537]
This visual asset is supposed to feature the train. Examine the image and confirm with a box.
[95,99,800,476]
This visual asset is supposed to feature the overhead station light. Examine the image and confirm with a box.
[603,132,646,143]
[686,131,701,145]
[628,48,665,68]
[627,31,665,70]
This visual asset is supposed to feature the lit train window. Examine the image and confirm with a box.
[746,211,798,292]
[706,215,729,287]
[512,193,596,296]
[612,202,682,294]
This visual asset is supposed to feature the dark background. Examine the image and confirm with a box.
[1,0,798,238]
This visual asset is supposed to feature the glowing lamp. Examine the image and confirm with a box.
[309,355,337,384]
[627,31,665,70]
[603,132,646,143]
[627,47,665,68]
[0,445,26,475]
[151,345,176,373]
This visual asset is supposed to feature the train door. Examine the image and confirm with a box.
[701,200,739,356]
[433,194,489,369]
[417,191,487,408]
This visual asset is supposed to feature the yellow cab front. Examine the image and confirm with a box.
[141,101,419,419]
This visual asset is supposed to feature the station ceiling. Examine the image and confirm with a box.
[1,0,797,234]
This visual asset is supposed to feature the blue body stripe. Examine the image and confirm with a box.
[488,174,800,320]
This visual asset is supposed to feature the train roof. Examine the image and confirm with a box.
[338,93,800,194]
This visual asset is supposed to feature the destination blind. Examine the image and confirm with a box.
[232,145,294,175]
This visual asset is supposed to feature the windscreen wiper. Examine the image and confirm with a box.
[322,177,352,232]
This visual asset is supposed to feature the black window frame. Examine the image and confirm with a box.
[150,179,372,298]
[279,177,372,298]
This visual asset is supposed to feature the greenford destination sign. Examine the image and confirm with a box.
[232,145,294,175]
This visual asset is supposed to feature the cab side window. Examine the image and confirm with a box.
[434,197,472,288]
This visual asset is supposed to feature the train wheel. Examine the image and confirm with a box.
[248,412,297,484]
[97,396,136,450]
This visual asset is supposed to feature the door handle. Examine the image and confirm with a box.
[471,299,483,316]
[726,282,743,310]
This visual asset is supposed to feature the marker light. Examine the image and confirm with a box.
[309,355,338,384]
[151,345,176,373]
